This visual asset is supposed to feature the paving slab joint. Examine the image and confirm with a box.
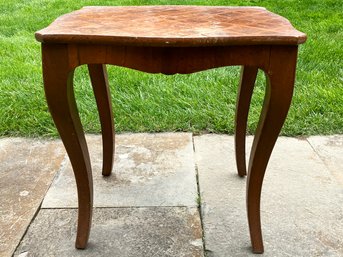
[192,135,207,256]
[305,136,333,173]
[13,195,48,256]
[305,136,320,155]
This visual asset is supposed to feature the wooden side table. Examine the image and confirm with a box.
[35,6,306,253]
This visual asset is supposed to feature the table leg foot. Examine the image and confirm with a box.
[42,44,93,249]
[88,64,115,176]
[235,66,258,177]
[246,46,298,254]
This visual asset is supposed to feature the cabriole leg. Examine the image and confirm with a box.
[235,66,258,177]
[246,46,298,253]
[88,64,115,176]
[42,44,93,249]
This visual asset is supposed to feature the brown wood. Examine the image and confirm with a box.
[88,64,114,176]
[246,45,298,253]
[36,6,306,253]
[235,66,258,177]
[42,44,93,249]
[35,6,306,46]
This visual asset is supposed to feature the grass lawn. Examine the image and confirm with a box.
[0,0,342,137]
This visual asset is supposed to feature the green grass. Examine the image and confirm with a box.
[0,0,342,137]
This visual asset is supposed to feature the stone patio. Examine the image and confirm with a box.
[0,133,342,256]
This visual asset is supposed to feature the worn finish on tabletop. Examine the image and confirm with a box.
[35,6,306,46]
[35,6,306,253]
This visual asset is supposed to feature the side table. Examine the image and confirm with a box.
[35,6,306,253]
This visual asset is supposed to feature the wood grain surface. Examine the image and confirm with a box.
[35,6,306,46]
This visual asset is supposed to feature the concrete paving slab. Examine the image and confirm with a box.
[42,133,198,208]
[14,207,203,257]
[194,135,343,256]
[307,135,343,185]
[0,138,65,257]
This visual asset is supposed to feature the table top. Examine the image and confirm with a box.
[35,6,307,46]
